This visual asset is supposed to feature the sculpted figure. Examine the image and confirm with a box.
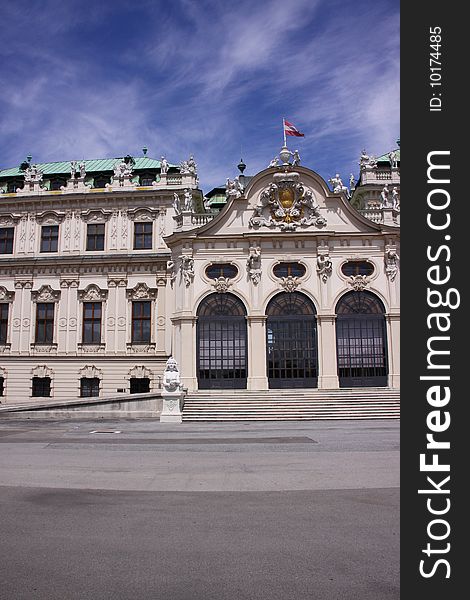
[162,357,181,392]
[160,156,169,174]
[391,186,400,210]
[380,184,390,207]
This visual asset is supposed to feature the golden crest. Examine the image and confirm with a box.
[279,188,294,208]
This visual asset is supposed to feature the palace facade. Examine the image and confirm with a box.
[0,146,400,409]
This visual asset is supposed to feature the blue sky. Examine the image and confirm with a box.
[0,0,399,192]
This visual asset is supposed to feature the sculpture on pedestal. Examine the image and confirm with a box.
[162,357,181,392]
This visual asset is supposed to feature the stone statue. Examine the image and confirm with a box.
[187,155,197,174]
[183,188,193,212]
[173,193,181,215]
[160,156,169,174]
[79,161,86,178]
[269,156,279,167]
[180,255,194,287]
[70,161,77,180]
[162,356,181,392]
[246,245,262,284]
[385,248,399,282]
[292,150,301,166]
[359,149,377,169]
[349,173,355,189]
[317,253,332,283]
[391,187,400,210]
[388,151,398,169]
[226,177,243,199]
[329,174,347,194]
[380,184,390,207]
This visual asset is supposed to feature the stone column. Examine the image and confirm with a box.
[12,280,33,354]
[171,314,197,391]
[386,313,400,389]
[246,315,268,390]
[317,314,339,389]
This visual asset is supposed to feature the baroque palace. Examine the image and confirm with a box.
[0,144,400,418]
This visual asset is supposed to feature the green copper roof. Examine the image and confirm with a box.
[376,148,400,164]
[0,156,176,178]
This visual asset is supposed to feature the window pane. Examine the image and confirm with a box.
[0,228,14,254]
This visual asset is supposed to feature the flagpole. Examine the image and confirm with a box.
[282,117,286,146]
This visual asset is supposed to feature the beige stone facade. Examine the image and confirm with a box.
[0,151,399,407]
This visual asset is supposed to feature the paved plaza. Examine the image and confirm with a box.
[0,418,399,600]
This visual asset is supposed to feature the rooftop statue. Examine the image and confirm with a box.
[160,156,169,175]
[226,177,243,199]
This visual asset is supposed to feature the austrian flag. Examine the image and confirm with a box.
[283,119,305,137]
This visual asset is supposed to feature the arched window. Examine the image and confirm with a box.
[197,293,247,389]
[336,291,388,387]
[266,292,318,388]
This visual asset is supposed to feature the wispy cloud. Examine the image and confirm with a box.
[0,0,399,190]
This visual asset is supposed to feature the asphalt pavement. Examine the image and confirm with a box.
[0,419,399,600]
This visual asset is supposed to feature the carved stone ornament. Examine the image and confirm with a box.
[180,255,194,287]
[385,247,399,282]
[0,214,19,226]
[249,172,326,231]
[129,365,152,379]
[167,260,177,287]
[280,276,299,293]
[79,365,102,379]
[126,282,157,300]
[32,365,53,378]
[349,275,369,291]
[213,277,232,293]
[226,177,243,199]
[317,253,333,283]
[78,284,108,301]
[81,209,111,223]
[0,286,14,302]
[246,245,262,285]
[31,285,61,302]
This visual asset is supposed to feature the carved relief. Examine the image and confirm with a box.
[126,282,157,300]
[121,210,128,248]
[348,275,370,291]
[81,209,111,223]
[79,365,102,379]
[19,214,27,252]
[31,285,61,302]
[36,211,64,225]
[28,214,36,252]
[180,255,194,287]
[280,276,299,293]
[0,286,14,302]
[128,365,152,378]
[250,172,326,231]
[78,284,108,301]
[247,245,262,285]
[213,277,232,293]
[385,247,399,282]
[32,365,53,378]
[317,253,333,283]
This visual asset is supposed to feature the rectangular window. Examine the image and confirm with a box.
[40,225,59,252]
[0,376,4,396]
[35,302,55,343]
[80,377,100,397]
[133,222,152,250]
[0,227,14,254]
[130,378,150,394]
[0,304,8,344]
[32,377,51,397]
[132,301,151,343]
[82,302,102,344]
[86,223,105,251]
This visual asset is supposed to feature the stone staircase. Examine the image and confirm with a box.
[182,388,400,422]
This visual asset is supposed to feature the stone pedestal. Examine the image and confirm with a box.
[160,390,184,423]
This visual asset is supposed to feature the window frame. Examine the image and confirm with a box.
[86,223,105,252]
[32,376,51,397]
[133,221,153,250]
[0,303,9,344]
[82,302,102,344]
[80,377,100,398]
[40,225,59,253]
[131,300,152,343]
[35,302,55,344]
[0,227,14,254]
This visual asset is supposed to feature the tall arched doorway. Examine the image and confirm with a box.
[336,291,388,387]
[196,293,247,389]
[266,292,318,388]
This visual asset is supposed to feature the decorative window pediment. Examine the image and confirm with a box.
[36,211,64,225]
[32,365,53,378]
[128,208,158,222]
[128,365,152,378]
[126,282,157,300]
[0,214,20,226]
[79,365,102,379]
[0,286,14,302]
[78,284,108,301]
[81,209,112,223]
[31,285,61,302]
